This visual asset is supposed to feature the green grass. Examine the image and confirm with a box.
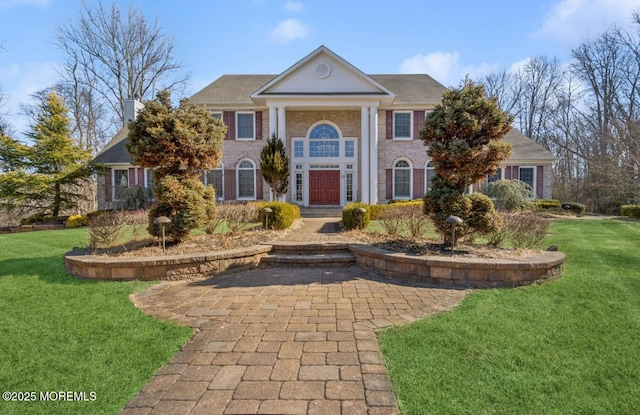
[0,228,193,415]
[380,219,640,414]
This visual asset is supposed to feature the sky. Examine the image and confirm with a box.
[1,0,639,138]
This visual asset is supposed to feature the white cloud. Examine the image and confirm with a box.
[0,61,59,138]
[284,1,304,12]
[534,0,638,46]
[268,18,309,44]
[399,51,498,86]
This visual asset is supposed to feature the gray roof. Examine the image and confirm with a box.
[504,129,556,162]
[96,73,554,165]
[93,126,131,164]
[188,74,445,107]
[189,75,276,106]
[370,75,446,104]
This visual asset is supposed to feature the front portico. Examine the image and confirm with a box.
[251,46,393,206]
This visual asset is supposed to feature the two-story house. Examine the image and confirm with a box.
[94,45,556,210]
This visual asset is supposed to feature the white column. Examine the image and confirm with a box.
[277,107,286,148]
[360,106,370,204]
[268,106,277,139]
[369,107,379,204]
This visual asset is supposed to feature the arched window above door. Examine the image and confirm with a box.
[309,123,340,157]
[309,124,339,139]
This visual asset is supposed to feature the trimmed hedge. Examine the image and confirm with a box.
[65,214,89,228]
[370,200,423,220]
[343,202,371,230]
[534,199,562,209]
[562,202,586,216]
[253,201,301,230]
[621,205,640,219]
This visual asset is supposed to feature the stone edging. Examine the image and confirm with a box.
[349,244,565,288]
[64,245,272,281]
[64,243,565,288]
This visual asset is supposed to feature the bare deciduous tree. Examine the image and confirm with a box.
[477,13,640,213]
[54,0,188,151]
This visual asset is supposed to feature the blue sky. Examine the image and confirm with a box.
[1,0,638,137]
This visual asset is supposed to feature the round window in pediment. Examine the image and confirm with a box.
[316,62,331,79]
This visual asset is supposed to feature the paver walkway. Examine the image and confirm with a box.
[120,218,467,415]
[279,218,351,243]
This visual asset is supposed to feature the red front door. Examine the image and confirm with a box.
[309,170,340,205]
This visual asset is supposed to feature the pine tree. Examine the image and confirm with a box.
[0,91,93,217]
[259,133,289,200]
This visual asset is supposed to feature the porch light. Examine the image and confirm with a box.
[154,216,171,254]
[445,215,463,257]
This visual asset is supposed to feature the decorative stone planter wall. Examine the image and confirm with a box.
[64,245,272,281]
[348,244,565,288]
[64,243,565,288]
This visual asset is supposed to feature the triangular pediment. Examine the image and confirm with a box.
[252,46,394,97]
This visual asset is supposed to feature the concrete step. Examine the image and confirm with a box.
[270,242,350,255]
[261,252,356,267]
[299,207,343,218]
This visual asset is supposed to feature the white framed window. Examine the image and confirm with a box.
[210,112,222,120]
[346,172,354,202]
[425,161,435,193]
[293,140,304,158]
[309,123,340,157]
[345,140,355,157]
[112,169,129,200]
[393,159,412,199]
[519,167,536,196]
[237,159,256,199]
[236,112,255,140]
[294,172,303,203]
[393,111,412,140]
[206,165,224,200]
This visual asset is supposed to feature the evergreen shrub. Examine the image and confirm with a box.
[254,201,300,230]
[621,205,640,219]
[343,202,371,230]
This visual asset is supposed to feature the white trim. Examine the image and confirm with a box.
[369,106,379,204]
[393,111,413,140]
[236,158,256,200]
[392,158,413,200]
[205,163,225,200]
[425,161,435,193]
[361,107,370,203]
[518,166,537,197]
[235,111,256,140]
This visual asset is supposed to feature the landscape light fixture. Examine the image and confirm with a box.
[356,207,367,230]
[154,216,171,253]
[445,215,463,257]
[263,207,273,230]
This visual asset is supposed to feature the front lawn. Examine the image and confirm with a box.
[380,218,640,414]
[0,228,193,415]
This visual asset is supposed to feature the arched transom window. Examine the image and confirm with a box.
[309,124,340,157]
[237,159,256,199]
[393,159,412,199]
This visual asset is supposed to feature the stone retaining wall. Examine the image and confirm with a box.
[64,243,565,288]
[64,245,272,281]
[349,244,565,288]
